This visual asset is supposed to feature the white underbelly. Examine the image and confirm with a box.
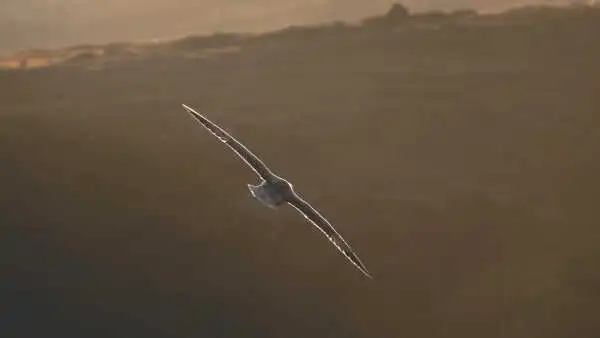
[248,182,284,208]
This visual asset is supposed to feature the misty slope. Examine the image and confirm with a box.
[0,0,396,54]
[2,5,600,338]
[5,0,573,53]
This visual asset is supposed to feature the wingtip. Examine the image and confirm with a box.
[350,254,372,279]
[360,266,373,279]
[350,253,372,279]
[181,103,200,117]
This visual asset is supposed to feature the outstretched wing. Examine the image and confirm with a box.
[182,104,274,181]
[286,192,372,278]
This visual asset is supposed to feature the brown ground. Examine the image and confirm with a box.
[1,5,599,338]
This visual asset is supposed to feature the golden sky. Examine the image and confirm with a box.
[0,0,569,53]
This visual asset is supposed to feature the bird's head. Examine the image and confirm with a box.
[272,176,293,190]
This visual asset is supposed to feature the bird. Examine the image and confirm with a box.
[181,104,371,278]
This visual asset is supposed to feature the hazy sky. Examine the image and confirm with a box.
[1,0,568,54]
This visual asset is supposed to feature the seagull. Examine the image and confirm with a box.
[182,104,371,278]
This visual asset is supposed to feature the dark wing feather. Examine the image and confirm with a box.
[287,193,372,278]
[182,104,273,181]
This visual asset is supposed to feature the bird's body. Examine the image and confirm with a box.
[248,177,291,209]
[181,104,371,278]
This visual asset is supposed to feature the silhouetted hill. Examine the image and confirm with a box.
[2,3,599,70]
[1,3,599,338]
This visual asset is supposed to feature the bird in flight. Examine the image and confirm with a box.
[182,104,371,278]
